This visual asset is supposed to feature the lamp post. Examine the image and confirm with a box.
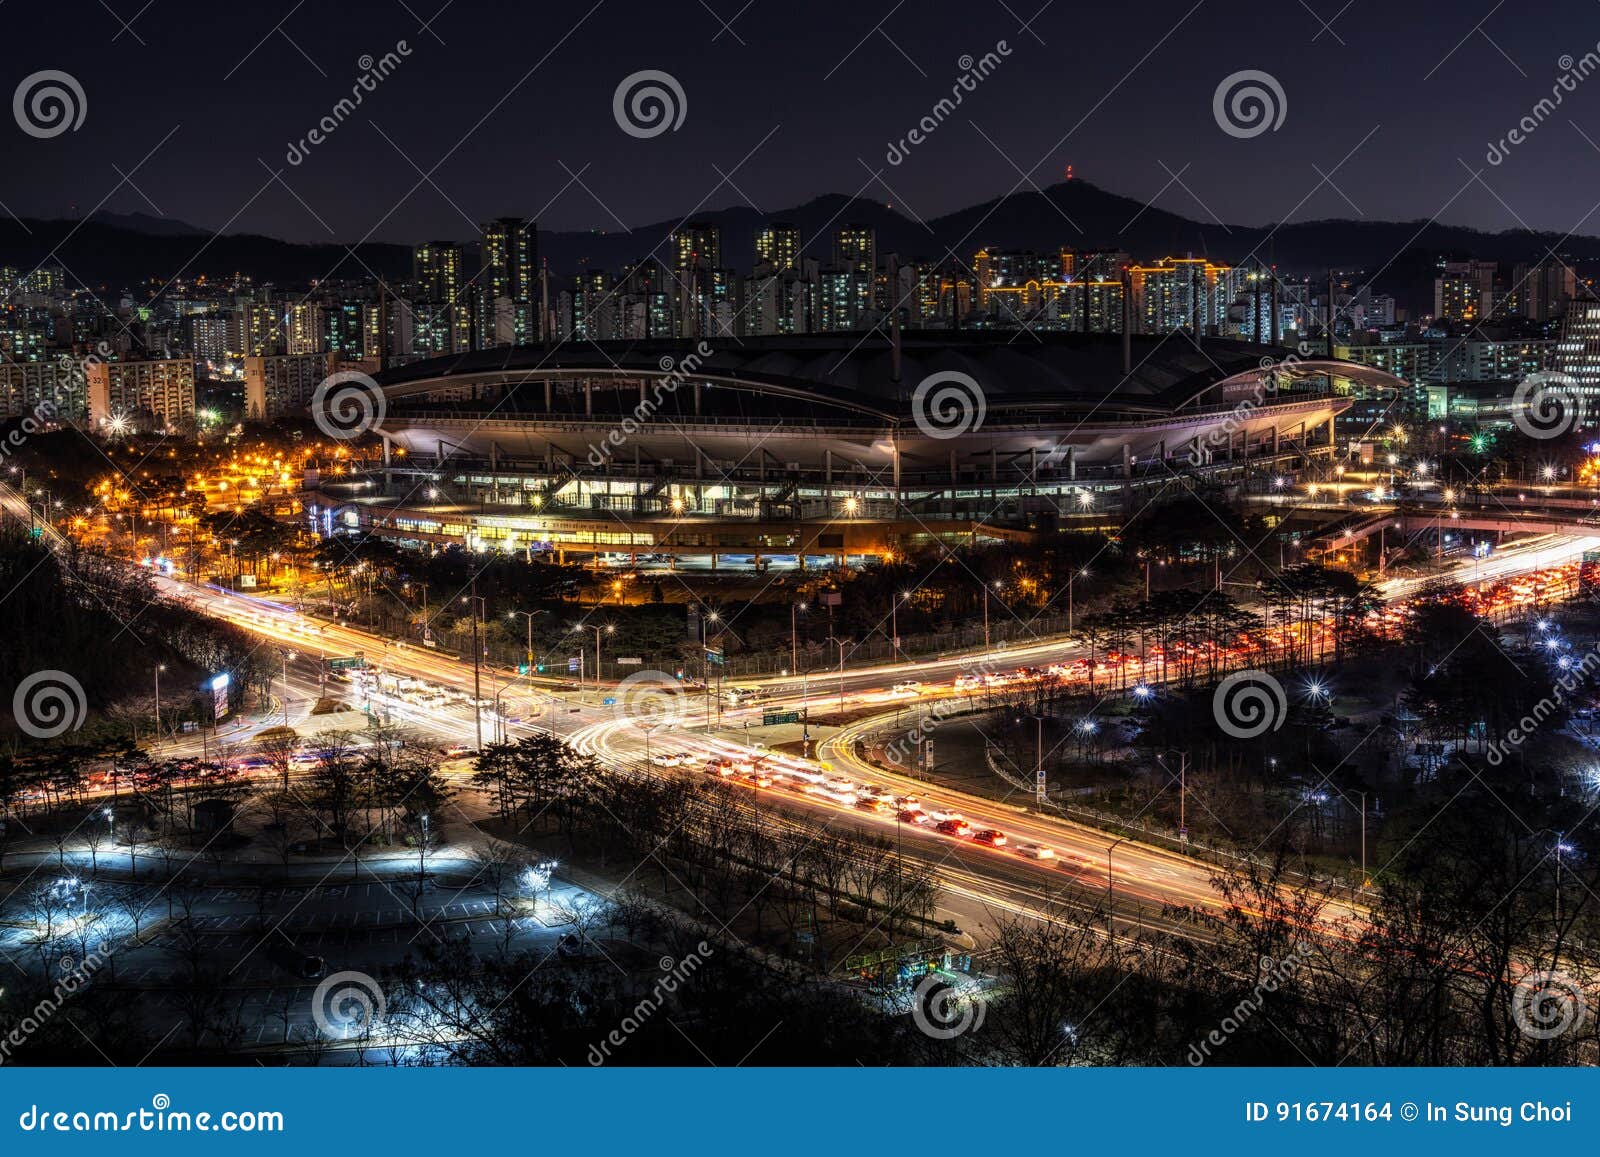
[1106,834,1133,935]
[153,663,165,746]
[1068,567,1089,634]
[700,609,721,727]
[892,590,910,662]
[790,601,807,675]
[572,622,614,703]
[280,650,296,726]
[983,580,1003,654]
[825,635,849,716]
[508,608,547,715]
[462,594,486,750]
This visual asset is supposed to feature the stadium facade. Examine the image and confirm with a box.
[310,332,1393,564]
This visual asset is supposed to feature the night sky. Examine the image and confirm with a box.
[6,0,1600,244]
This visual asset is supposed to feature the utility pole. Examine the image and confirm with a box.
[1359,790,1368,889]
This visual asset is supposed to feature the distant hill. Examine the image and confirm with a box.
[5,181,1597,313]
[0,217,411,291]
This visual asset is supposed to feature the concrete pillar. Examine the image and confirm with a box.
[544,381,553,410]
[1067,446,1076,480]
[584,382,592,416]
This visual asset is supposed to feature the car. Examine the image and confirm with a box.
[824,777,856,793]
[936,819,972,837]
[891,680,922,695]
[856,797,891,814]
[650,752,684,767]
[440,743,472,757]
[893,795,922,810]
[927,808,963,823]
[1015,842,1055,860]
[743,773,773,788]
[972,829,1008,847]
[898,809,934,825]
[860,785,895,802]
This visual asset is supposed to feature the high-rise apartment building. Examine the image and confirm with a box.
[755,224,801,273]
[478,218,537,347]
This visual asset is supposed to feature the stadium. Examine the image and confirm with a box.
[311,332,1393,565]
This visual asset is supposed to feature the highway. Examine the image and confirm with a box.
[18,496,1590,943]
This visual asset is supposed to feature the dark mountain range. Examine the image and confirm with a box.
[4,182,1594,314]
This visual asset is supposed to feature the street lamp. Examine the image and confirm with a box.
[461,594,487,750]
[281,650,297,726]
[825,635,850,716]
[892,590,911,662]
[507,609,547,675]
[791,601,807,675]
[153,663,166,746]
[571,622,615,700]
[1068,567,1089,634]
[983,580,1003,654]
[1107,834,1134,935]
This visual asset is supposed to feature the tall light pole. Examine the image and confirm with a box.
[1021,713,1044,806]
[892,590,910,662]
[572,622,614,702]
[1107,834,1133,935]
[983,580,1003,653]
[462,593,486,750]
[153,663,165,746]
[825,635,849,716]
[700,609,721,727]
[280,650,297,726]
[1358,790,1368,889]
[1068,567,1089,634]
[790,601,807,675]
[508,608,547,717]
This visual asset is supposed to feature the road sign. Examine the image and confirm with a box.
[327,656,367,670]
[762,710,801,725]
[616,656,643,665]
[568,657,580,672]
[705,646,725,666]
